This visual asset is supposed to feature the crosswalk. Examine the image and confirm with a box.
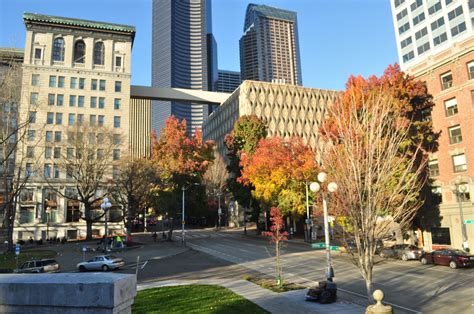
[173,230,240,240]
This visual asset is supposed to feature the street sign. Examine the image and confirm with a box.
[311,242,325,249]
[330,246,340,251]
[465,219,474,224]
[15,244,20,256]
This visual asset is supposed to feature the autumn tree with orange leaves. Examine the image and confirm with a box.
[320,64,437,300]
[239,137,319,218]
[150,117,214,237]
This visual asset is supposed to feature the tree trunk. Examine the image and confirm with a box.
[85,204,93,240]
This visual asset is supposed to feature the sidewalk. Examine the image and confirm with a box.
[137,279,364,314]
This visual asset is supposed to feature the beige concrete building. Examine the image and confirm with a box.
[14,13,135,241]
[203,80,339,162]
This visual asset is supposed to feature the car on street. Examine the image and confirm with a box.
[77,255,125,272]
[420,249,474,269]
[16,259,60,273]
[343,239,384,254]
[379,244,422,261]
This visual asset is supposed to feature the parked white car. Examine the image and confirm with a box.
[77,255,124,272]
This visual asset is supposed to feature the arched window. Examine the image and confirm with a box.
[52,37,65,62]
[93,42,104,65]
[74,40,86,64]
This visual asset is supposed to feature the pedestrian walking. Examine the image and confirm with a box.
[152,232,157,242]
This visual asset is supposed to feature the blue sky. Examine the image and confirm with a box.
[0,0,398,91]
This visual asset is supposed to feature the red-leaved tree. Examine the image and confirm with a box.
[262,207,288,287]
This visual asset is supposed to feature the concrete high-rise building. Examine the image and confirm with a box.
[13,13,135,241]
[217,70,241,93]
[152,0,216,135]
[390,0,474,251]
[239,4,302,85]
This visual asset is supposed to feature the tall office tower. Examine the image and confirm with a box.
[152,0,216,135]
[216,70,241,93]
[390,0,474,251]
[239,4,302,85]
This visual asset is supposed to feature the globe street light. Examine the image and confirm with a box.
[310,172,338,282]
[453,180,470,252]
[101,197,112,252]
[182,183,200,247]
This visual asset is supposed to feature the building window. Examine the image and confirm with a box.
[44,164,51,178]
[417,42,430,55]
[57,94,64,106]
[45,131,53,143]
[394,0,405,8]
[99,97,105,109]
[29,111,36,123]
[90,97,97,108]
[113,166,120,179]
[91,79,97,90]
[67,148,74,159]
[99,80,106,91]
[90,115,97,126]
[26,163,34,177]
[431,17,445,31]
[440,72,453,90]
[399,22,410,35]
[34,48,42,60]
[431,228,451,245]
[27,130,36,142]
[113,134,121,145]
[48,94,55,106]
[453,153,467,172]
[115,56,123,68]
[113,149,121,161]
[88,133,96,145]
[410,0,423,11]
[70,95,76,107]
[467,61,474,80]
[68,113,75,126]
[55,113,63,125]
[70,77,77,89]
[444,98,458,116]
[26,146,34,158]
[400,36,412,49]
[79,78,85,89]
[448,125,462,144]
[54,131,62,143]
[30,92,38,105]
[451,22,466,37]
[97,133,104,144]
[98,115,104,126]
[428,1,442,15]
[413,12,425,25]
[74,40,86,63]
[415,27,428,40]
[58,76,65,88]
[49,75,56,88]
[448,5,463,20]
[77,114,84,125]
[445,0,453,5]
[78,96,84,107]
[428,160,439,177]
[53,165,60,178]
[114,116,121,128]
[93,42,105,65]
[433,32,448,46]
[396,8,408,21]
[47,112,54,124]
[45,147,52,159]
[52,37,65,62]
[97,149,105,159]
[54,147,61,159]
[31,74,39,86]
[114,98,121,110]
[115,81,122,92]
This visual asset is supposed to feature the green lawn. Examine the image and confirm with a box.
[0,249,57,270]
[132,285,269,314]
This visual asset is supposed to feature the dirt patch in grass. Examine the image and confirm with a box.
[133,284,269,314]
[243,275,306,293]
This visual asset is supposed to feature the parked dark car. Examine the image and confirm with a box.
[420,249,474,269]
[379,244,422,261]
[16,259,60,273]
[344,239,384,254]
[306,281,337,304]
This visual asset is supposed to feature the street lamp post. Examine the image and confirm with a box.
[454,180,470,252]
[182,183,199,247]
[217,192,222,230]
[305,182,311,242]
[310,172,338,282]
[101,197,112,252]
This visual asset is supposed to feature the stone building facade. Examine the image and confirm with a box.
[14,13,135,241]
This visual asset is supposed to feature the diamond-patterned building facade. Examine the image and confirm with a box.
[203,80,339,161]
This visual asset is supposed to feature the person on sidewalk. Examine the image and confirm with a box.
[152,232,157,242]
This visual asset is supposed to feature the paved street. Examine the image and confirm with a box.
[172,228,474,314]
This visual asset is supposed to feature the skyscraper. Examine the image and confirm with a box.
[390,0,474,251]
[240,3,302,85]
[152,0,216,135]
[216,70,241,93]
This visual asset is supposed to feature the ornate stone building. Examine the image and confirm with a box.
[14,13,135,241]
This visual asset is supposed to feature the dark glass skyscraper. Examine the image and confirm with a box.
[152,0,217,135]
[240,4,302,85]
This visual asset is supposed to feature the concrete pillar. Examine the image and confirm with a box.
[366,290,393,314]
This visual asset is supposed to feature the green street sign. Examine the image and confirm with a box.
[330,246,340,251]
[465,219,474,224]
[312,243,325,249]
